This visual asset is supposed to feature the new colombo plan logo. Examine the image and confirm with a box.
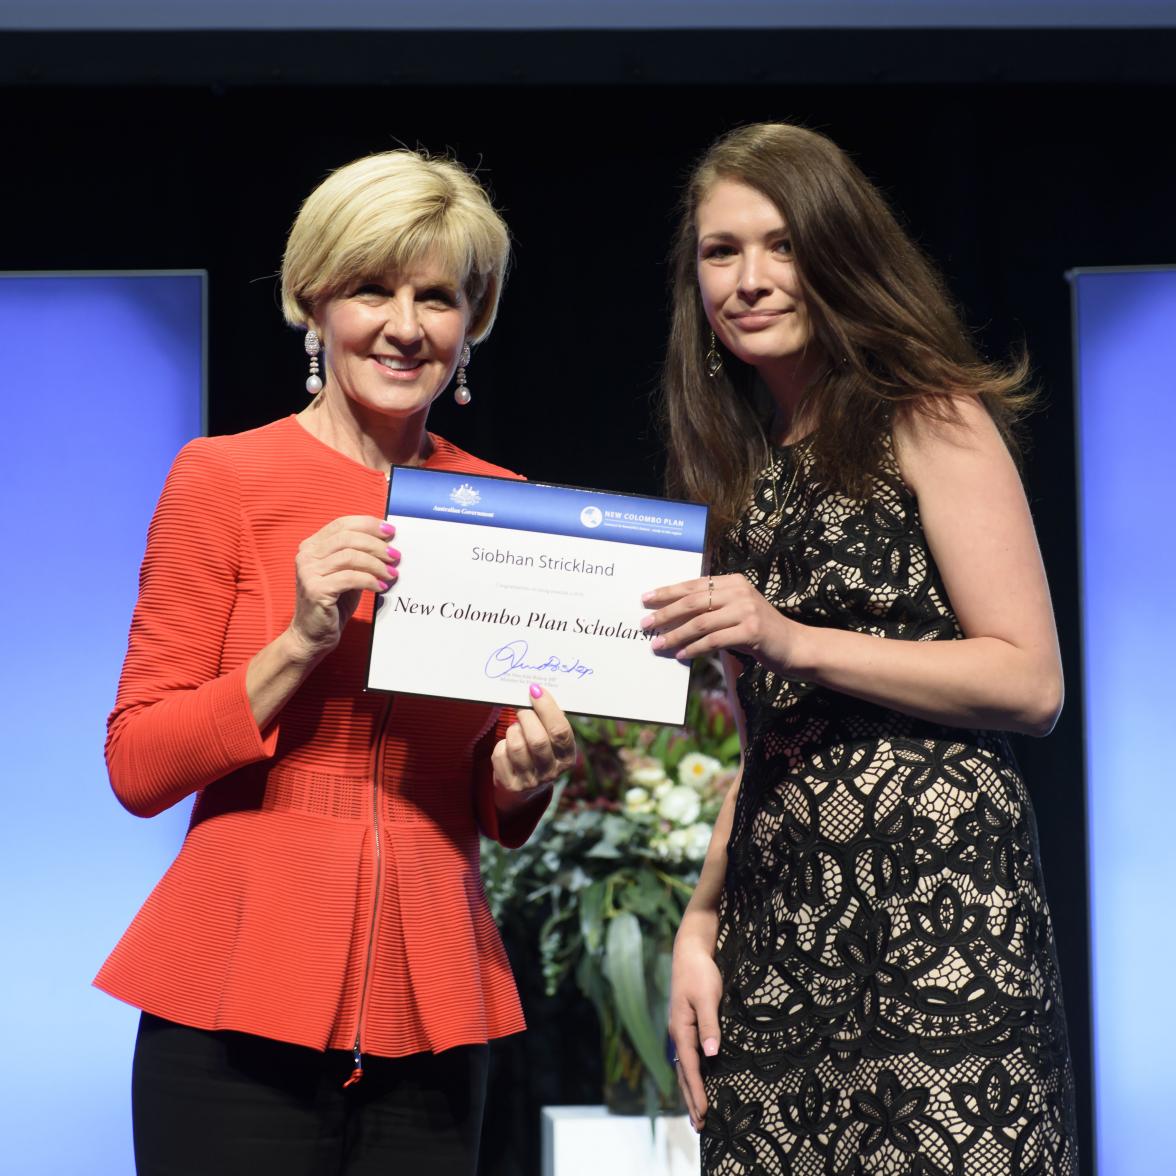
[580,506,603,529]
[449,483,481,507]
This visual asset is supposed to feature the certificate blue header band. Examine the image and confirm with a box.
[387,467,707,552]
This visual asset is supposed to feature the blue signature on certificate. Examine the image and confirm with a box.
[484,639,595,681]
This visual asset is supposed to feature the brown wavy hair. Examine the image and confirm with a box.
[662,122,1033,537]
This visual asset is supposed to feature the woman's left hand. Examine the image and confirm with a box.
[491,685,577,810]
[641,574,800,673]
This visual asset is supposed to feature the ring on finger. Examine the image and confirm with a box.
[706,577,714,612]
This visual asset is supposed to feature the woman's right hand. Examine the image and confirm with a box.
[287,515,400,661]
[669,932,723,1132]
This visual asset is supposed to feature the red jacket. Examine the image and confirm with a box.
[95,416,548,1057]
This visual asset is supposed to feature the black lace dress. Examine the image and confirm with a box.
[701,442,1077,1176]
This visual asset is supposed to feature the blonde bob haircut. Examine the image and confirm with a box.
[280,149,510,342]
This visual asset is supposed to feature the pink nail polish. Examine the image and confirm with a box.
[376,580,389,591]
[529,684,543,699]
[639,615,654,630]
[386,546,401,561]
[651,636,665,650]
[641,591,653,604]
[385,564,398,578]
[703,1037,719,1056]
[379,522,396,536]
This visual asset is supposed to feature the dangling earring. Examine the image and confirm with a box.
[705,330,722,378]
[304,329,323,395]
[454,343,472,405]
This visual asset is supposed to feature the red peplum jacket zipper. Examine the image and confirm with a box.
[344,692,393,1087]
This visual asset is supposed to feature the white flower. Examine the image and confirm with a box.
[657,784,701,826]
[653,780,673,799]
[624,786,653,812]
[652,829,690,863]
[683,822,713,862]
[628,761,669,787]
[678,752,722,791]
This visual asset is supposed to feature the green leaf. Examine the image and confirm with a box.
[602,912,675,1099]
[585,840,624,859]
[648,725,672,760]
[578,881,607,954]
[599,813,636,843]
[664,737,689,772]
[621,871,671,923]
[571,715,603,743]
[567,809,604,834]
[575,950,609,1012]
[649,948,673,1048]
[718,732,743,764]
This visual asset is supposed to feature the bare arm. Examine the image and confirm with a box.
[792,398,1063,733]
[676,764,740,958]
[676,653,745,946]
[669,653,744,1131]
[646,398,1063,737]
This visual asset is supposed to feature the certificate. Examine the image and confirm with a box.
[366,467,708,725]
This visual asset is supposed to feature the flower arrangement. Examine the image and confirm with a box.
[481,664,741,1115]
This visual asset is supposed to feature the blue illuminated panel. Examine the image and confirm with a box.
[0,273,204,1176]
[1074,266,1176,1176]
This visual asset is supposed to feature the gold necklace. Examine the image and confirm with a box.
[768,446,804,518]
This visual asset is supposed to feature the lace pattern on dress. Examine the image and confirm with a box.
[701,442,1078,1175]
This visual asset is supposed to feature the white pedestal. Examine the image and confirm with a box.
[541,1106,700,1176]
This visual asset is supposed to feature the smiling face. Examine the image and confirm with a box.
[695,178,817,373]
[309,255,472,430]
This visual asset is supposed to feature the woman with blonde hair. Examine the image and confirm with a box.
[647,123,1078,1173]
[96,149,574,1175]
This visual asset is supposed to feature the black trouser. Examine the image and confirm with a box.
[132,1012,488,1176]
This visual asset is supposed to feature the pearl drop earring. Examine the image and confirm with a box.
[454,343,472,405]
[305,329,322,395]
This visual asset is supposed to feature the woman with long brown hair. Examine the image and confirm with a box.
[645,123,1078,1174]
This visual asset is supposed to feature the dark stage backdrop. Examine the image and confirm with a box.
[8,31,1176,1174]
